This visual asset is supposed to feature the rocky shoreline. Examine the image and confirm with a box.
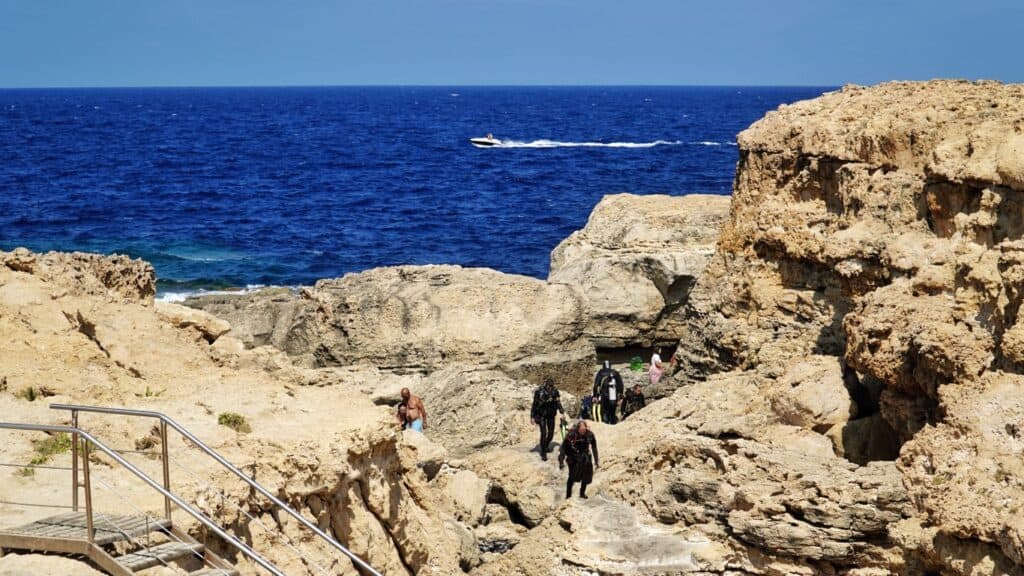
[3,80,1024,575]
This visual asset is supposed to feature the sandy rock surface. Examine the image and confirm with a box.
[0,554,104,575]
[549,193,730,348]
[0,251,470,575]
[670,79,1024,573]
[188,265,597,392]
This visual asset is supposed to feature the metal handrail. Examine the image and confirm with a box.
[0,422,285,576]
[52,403,383,576]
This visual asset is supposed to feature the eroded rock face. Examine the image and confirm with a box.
[190,265,597,392]
[549,193,730,348]
[0,249,469,576]
[304,266,594,385]
[184,287,316,356]
[670,80,1024,573]
[1,247,156,300]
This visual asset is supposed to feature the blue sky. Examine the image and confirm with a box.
[0,0,1020,87]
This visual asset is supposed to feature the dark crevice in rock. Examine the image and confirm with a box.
[485,485,534,529]
[68,310,110,358]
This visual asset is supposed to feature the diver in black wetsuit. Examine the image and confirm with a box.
[530,378,564,461]
[594,361,624,424]
[559,420,599,498]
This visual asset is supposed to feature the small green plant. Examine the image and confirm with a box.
[932,472,952,486]
[17,433,72,478]
[218,412,251,433]
[32,433,72,461]
[138,386,166,398]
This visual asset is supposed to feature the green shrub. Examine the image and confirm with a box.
[218,412,251,433]
[17,432,73,478]
[32,433,72,460]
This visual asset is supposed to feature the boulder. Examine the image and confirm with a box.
[184,287,316,358]
[188,266,597,392]
[770,355,856,432]
[549,193,730,348]
[154,301,231,343]
[415,368,536,458]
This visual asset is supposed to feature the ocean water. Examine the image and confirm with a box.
[0,86,829,297]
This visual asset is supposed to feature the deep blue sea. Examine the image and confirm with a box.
[0,86,828,298]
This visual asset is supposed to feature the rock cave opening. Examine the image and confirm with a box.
[596,344,677,367]
[838,366,903,465]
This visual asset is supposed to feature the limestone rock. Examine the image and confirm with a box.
[303,266,594,387]
[185,287,316,359]
[155,301,231,343]
[415,368,536,458]
[189,266,597,392]
[472,497,735,576]
[1,248,155,300]
[0,251,468,575]
[401,427,449,480]
[549,193,730,348]
[466,448,564,529]
[770,355,855,431]
[667,80,1024,574]
[438,468,491,526]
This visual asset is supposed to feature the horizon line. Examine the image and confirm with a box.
[0,82,845,91]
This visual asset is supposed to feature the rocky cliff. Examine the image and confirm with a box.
[0,250,472,575]
[188,266,596,392]
[549,193,730,348]
[670,80,1024,573]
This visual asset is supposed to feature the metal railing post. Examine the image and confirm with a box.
[81,439,94,543]
[0,422,287,576]
[160,420,171,521]
[48,404,384,576]
[71,409,79,512]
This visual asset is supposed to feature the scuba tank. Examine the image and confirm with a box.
[559,417,569,441]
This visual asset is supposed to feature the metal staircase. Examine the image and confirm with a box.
[1,511,236,575]
[0,405,383,576]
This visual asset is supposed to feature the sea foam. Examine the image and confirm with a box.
[494,139,682,149]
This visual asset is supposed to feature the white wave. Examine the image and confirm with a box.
[156,284,268,303]
[495,139,682,149]
[692,141,722,146]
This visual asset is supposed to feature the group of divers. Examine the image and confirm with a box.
[396,348,673,501]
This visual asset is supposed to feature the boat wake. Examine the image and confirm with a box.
[495,139,683,149]
[488,139,736,149]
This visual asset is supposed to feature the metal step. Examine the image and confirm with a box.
[189,568,241,576]
[115,540,204,571]
[0,512,171,547]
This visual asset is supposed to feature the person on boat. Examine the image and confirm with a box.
[620,384,646,420]
[649,347,673,386]
[400,388,427,432]
[486,132,494,140]
[594,361,624,424]
[531,378,564,461]
[559,420,599,499]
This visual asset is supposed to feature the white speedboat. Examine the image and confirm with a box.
[470,134,502,148]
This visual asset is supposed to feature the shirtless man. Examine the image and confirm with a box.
[400,388,427,432]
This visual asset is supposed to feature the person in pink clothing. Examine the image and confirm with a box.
[649,347,672,385]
